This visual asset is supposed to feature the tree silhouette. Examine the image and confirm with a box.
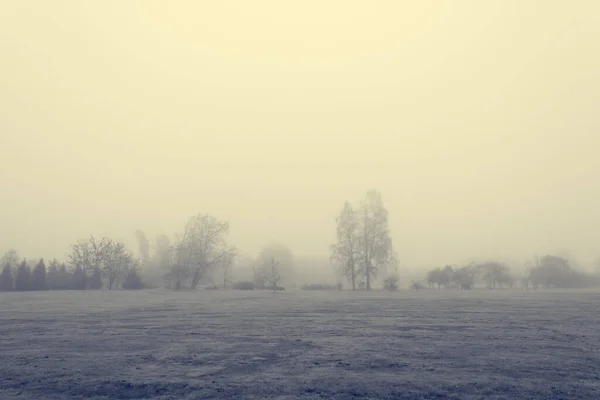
[31,258,47,291]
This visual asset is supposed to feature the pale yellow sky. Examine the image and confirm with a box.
[1,1,599,268]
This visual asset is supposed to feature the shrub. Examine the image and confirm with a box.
[383,275,399,291]
[122,268,144,290]
[232,281,255,290]
[410,281,425,290]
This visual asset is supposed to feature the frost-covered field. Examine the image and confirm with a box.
[1,289,599,399]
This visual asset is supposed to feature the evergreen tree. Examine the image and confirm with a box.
[31,259,47,291]
[15,259,31,291]
[89,267,103,289]
[57,263,70,290]
[71,265,85,290]
[47,259,59,290]
[0,264,14,291]
[122,268,144,290]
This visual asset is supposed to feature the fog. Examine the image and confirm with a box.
[1,0,599,271]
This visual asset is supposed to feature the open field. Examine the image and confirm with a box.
[1,289,599,399]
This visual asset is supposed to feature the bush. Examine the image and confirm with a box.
[410,281,425,290]
[122,268,144,290]
[383,275,399,291]
[232,281,255,290]
[301,283,337,291]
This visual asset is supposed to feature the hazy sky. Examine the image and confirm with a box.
[1,1,599,268]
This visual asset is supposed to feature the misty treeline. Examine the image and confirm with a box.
[0,237,144,292]
[2,189,600,293]
[410,263,599,292]
[422,255,600,291]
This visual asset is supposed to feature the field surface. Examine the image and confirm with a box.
[1,289,599,399]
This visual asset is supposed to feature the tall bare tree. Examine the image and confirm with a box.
[103,239,133,289]
[357,190,394,290]
[67,240,93,289]
[330,201,360,290]
[169,213,238,290]
[1,249,19,271]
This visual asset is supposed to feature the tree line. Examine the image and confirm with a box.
[2,189,599,293]
[419,255,600,291]
[0,236,144,292]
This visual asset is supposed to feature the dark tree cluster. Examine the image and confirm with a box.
[0,257,102,292]
[426,262,514,290]
[0,235,144,293]
[423,255,599,291]
[526,255,597,289]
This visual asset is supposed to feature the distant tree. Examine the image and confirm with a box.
[15,259,31,291]
[168,213,238,290]
[479,261,512,289]
[357,190,394,290]
[263,258,281,292]
[0,263,14,291]
[46,259,59,290]
[440,265,454,288]
[67,240,93,289]
[103,240,132,290]
[330,201,360,290]
[426,265,453,289]
[122,268,144,290]
[452,265,478,290]
[57,263,70,290]
[0,249,19,272]
[30,259,47,291]
[427,268,441,289]
[71,265,85,290]
[528,255,590,289]
[89,267,103,289]
[257,243,295,288]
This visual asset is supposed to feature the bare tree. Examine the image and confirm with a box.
[357,190,394,290]
[169,213,238,290]
[330,201,360,290]
[257,243,295,288]
[103,239,133,289]
[67,240,93,289]
[479,261,511,289]
[1,249,19,271]
[263,258,281,292]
